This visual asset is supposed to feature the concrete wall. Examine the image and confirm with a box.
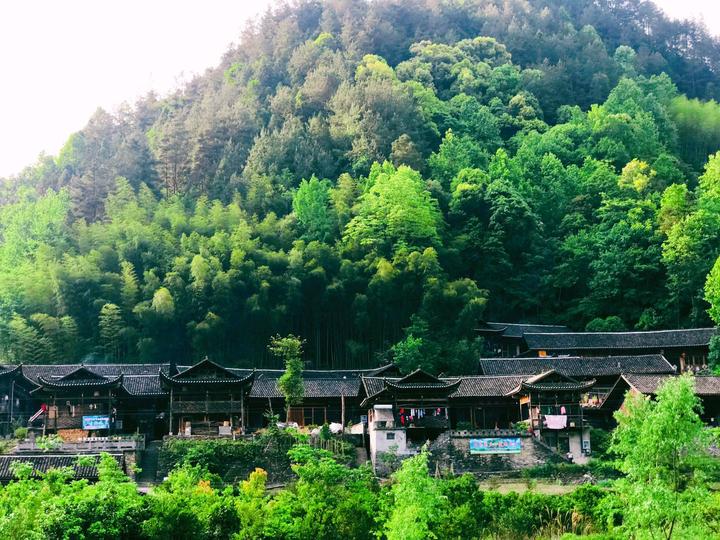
[567,428,591,465]
[368,406,421,475]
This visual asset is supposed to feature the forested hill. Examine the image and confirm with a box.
[2,0,720,372]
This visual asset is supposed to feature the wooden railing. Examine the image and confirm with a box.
[534,414,587,430]
[449,428,526,438]
[16,435,145,453]
[171,400,244,414]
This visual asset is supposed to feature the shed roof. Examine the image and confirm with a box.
[0,454,123,482]
[622,374,720,396]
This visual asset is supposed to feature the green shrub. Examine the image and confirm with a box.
[589,428,612,458]
[587,459,621,479]
[35,434,62,452]
[157,430,297,484]
[521,462,588,479]
[14,427,28,440]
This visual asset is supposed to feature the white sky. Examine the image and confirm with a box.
[0,0,274,177]
[0,0,717,177]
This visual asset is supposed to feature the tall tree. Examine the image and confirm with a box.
[343,162,442,255]
[99,303,124,362]
[382,449,447,540]
[292,176,337,242]
[610,375,713,539]
[269,334,305,422]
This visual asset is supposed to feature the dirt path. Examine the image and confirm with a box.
[476,481,580,495]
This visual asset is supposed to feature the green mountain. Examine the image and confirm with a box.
[2,0,720,371]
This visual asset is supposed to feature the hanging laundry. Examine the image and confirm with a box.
[544,415,567,430]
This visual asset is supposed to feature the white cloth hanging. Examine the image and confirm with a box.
[544,415,567,430]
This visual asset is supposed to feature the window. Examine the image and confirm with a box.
[386,432,395,440]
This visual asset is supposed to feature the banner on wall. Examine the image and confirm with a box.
[469,437,522,454]
[82,415,110,430]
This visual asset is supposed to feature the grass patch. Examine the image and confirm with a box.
[477,480,580,495]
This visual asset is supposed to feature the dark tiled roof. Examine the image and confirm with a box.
[362,377,386,397]
[384,369,461,392]
[623,374,720,396]
[20,364,78,383]
[480,322,570,338]
[385,381,459,390]
[245,365,398,399]
[16,363,172,384]
[249,377,361,399]
[524,328,717,351]
[122,375,166,396]
[363,375,524,399]
[694,377,720,396]
[505,370,595,394]
[0,364,22,379]
[4,363,394,399]
[479,355,675,377]
[0,454,123,482]
[451,376,526,398]
[36,375,123,390]
[521,380,596,392]
[59,366,108,381]
[160,368,254,388]
[365,364,402,377]
[622,373,671,394]
[5,363,173,397]
[172,358,245,381]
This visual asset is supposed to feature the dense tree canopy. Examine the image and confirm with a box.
[2,0,720,370]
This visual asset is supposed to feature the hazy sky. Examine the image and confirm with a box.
[0,0,274,177]
[0,0,717,177]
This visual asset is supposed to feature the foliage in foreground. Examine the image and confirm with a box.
[157,428,297,483]
[608,374,720,539]
[0,447,614,540]
[2,376,720,539]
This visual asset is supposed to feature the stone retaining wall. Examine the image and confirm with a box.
[428,431,563,475]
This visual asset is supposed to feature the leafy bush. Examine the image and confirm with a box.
[521,462,588,479]
[35,434,63,452]
[589,428,612,458]
[14,427,28,440]
[264,448,378,540]
[158,430,297,484]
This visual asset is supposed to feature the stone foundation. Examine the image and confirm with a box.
[428,430,563,475]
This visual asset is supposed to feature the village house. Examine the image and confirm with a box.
[0,326,718,474]
[477,323,716,371]
[476,322,570,357]
[522,328,716,370]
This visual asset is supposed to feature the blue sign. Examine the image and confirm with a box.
[469,437,522,454]
[82,415,110,430]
